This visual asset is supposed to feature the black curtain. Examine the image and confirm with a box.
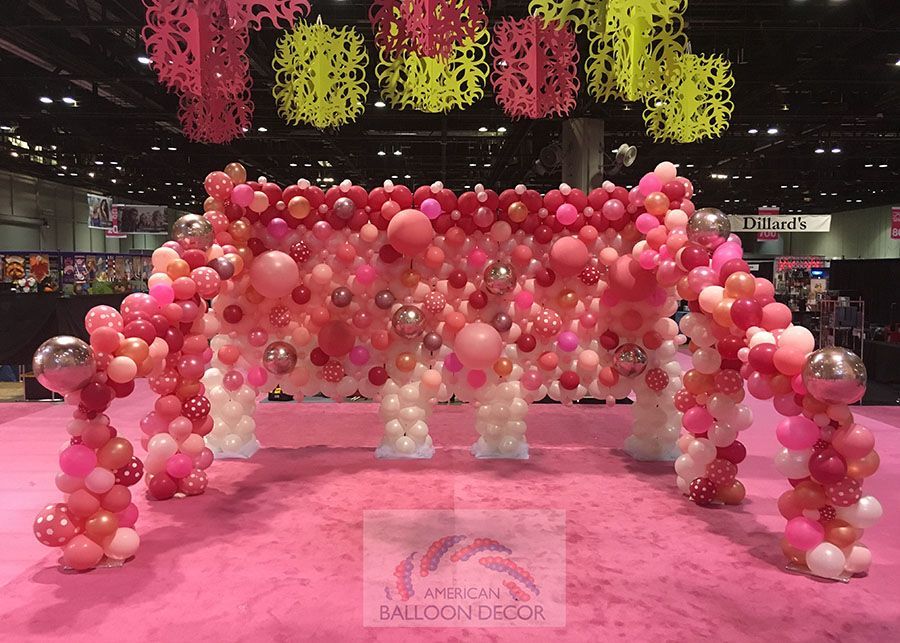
[0,294,127,365]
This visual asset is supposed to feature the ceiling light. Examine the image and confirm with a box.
[0,125,11,131]
[469,162,476,167]
[831,147,841,153]
[780,185,787,188]
[686,163,694,168]
[391,175,398,179]
[792,184,799,188]
[10,151,18,158]
[62,97,76,105]
[767,127,779,135]
[88,171,95,178]
[814,148,824,154]
[290,162,297,167]
[168,146,177,151]
[895,58,900,66]
[165,181,172,185]
[151,145,160,151]
[304,162,312,167]
[138,55,152,65]
[478,126,488,132]
[377,150,386,156]
[57,172,65,177]
[878,163,888,168]
[855,199,862,203]
[483,163,491,167]
[864,163,873,167]
[748,128,758,134]
[69,172,78,176]
[393,150,402,156]
[374,100,386,108]
[94,160,104,165]
[744,175,752,179]
[257,127,268,132]
[39,96,53,104]
[404,174,411,179]
[497,126,507,133]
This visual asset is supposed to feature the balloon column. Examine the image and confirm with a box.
[32,161,877,579]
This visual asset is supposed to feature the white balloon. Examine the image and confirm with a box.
[774,448,811,479]
[843,545,872,575]
[835,496,883,529]
[806,542,846,579]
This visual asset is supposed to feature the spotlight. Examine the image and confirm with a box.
[137,56,152,65]
[62,97,77,105]
[814,148,824,154]
[374,100,386,108]
[377,150,386,156]
[831,147,841,154]
[497,126,507,133]
[747,128,758,134]
[478,126,488,132]
[767,127,779,135]
[39,96,53,104]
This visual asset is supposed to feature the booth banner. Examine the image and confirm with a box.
[891,206,900,240]
[756,206,780,241]
[111,204,168,234]
[87,194,115,229]
[729,213,831,233]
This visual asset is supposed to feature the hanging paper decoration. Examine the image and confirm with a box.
[642,53,734,143]
[490,17,579,120]
[527,0,605,32]
[143,0,309,143]
[272,21,369,130]
[585,0,687,102]
[376,29,490,113]
[369,0,489,59]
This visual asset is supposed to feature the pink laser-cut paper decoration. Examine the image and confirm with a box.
[178,84,254,144]
[490,17,579,120]
[368,0,489,59]
[143,0,310,95]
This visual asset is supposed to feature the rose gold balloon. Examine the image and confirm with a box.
[229,219,250,241]
[557,289,578,310]
[793,480,827,510]
[724,271,756,298]
[493,357,513,377]
[714,479,745,505]
[401,269,420,288]
[224,162,247,184]
[263,341,298,375]
[847,450,880,479]
[117,337,150,364]
[204,196,224,212]
[32,336,96,394]
[824,519,862,549]
[644,191,670,216]
[288,195,311,220]
[802,347,867,405]
[508,201,528,223]
[780,537,807,566]
[84,509,118,542]
[395,352,416,372]
[97,437,134,470]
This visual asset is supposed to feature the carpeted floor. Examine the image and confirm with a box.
[0,379,897,642]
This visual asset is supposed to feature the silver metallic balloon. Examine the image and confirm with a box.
[331,286,353,308]
[686,207,731,250]
[392,305,425,339]
[333,196,356,220]
[33,335,96,394]
[802,347,867,405]
[613,343,648,378]
[492,311,513,333]
[262,341,298,375]
[483,262,516,295]
[172,214,214,250]
[374,289,396,310]
[422,331,443,352]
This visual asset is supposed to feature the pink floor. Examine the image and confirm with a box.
[0,380,898,641]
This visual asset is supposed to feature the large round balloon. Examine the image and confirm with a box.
[802,347,866,405]
[262,341,298,375]
[172,214,214,251]
[549,237,589,278]
[686,208,731,249]
[318,321,355,357]
[613,343,648,377]
[386,209,434,256]
[454,323,503,370]
[33,336,96,394]
[249,251,300,299]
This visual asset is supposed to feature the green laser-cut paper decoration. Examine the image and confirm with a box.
[375,28,490,113]
[527,0,606,32]
[272,20,369,129]
[642,53,734,143]
[585,0,687,102]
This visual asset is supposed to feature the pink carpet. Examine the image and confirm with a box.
[0,381,898,641]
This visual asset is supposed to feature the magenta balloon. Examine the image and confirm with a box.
[249,251,299,298]
[638,172,662,196]
[387,209,434,256]
[59,444,97,478]
[730,297,762,329]
[682,406,713,434]
[776,416,820,450]
[454,323,503,370]
[785,517,825,551]
[231,183,254,207]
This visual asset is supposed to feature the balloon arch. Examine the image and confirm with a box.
[32,161,880,579]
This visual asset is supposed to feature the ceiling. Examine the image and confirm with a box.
[0,0,897,216]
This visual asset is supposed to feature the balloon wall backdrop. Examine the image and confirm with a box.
[32,161,879,579]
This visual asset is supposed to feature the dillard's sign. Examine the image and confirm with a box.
[729,214,831,233]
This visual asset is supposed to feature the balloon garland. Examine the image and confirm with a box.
[368,0,490,59]
[376,28,490,113]
[642,53,735,143]
[490,17,580,120]
[272,20,370,130]
[30,161,878,579]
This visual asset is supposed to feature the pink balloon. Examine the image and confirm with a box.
[349,345,370,366]
[467,369,487,389]
[231,183,254,207]
[514,291,534,310]
[247,366,268,388]
[549,236,589,277]
[682,406,713,434]
[267,217,289,239]
[635,213,659,234]
[59,444,97,477]
[776,416,820,449]
[521,370,541,391]
[556,203,578,225]
[149,284,175,306]
[356,264,376,285]
[638,172,662,195]
[454,323,503,370]
[387,209,434,256]
[602,199,625,221]
[420,198,442,220]
[165,453,194,479]
[249,251,299,299]
[785,517,825,551]
[444,352,463,373]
